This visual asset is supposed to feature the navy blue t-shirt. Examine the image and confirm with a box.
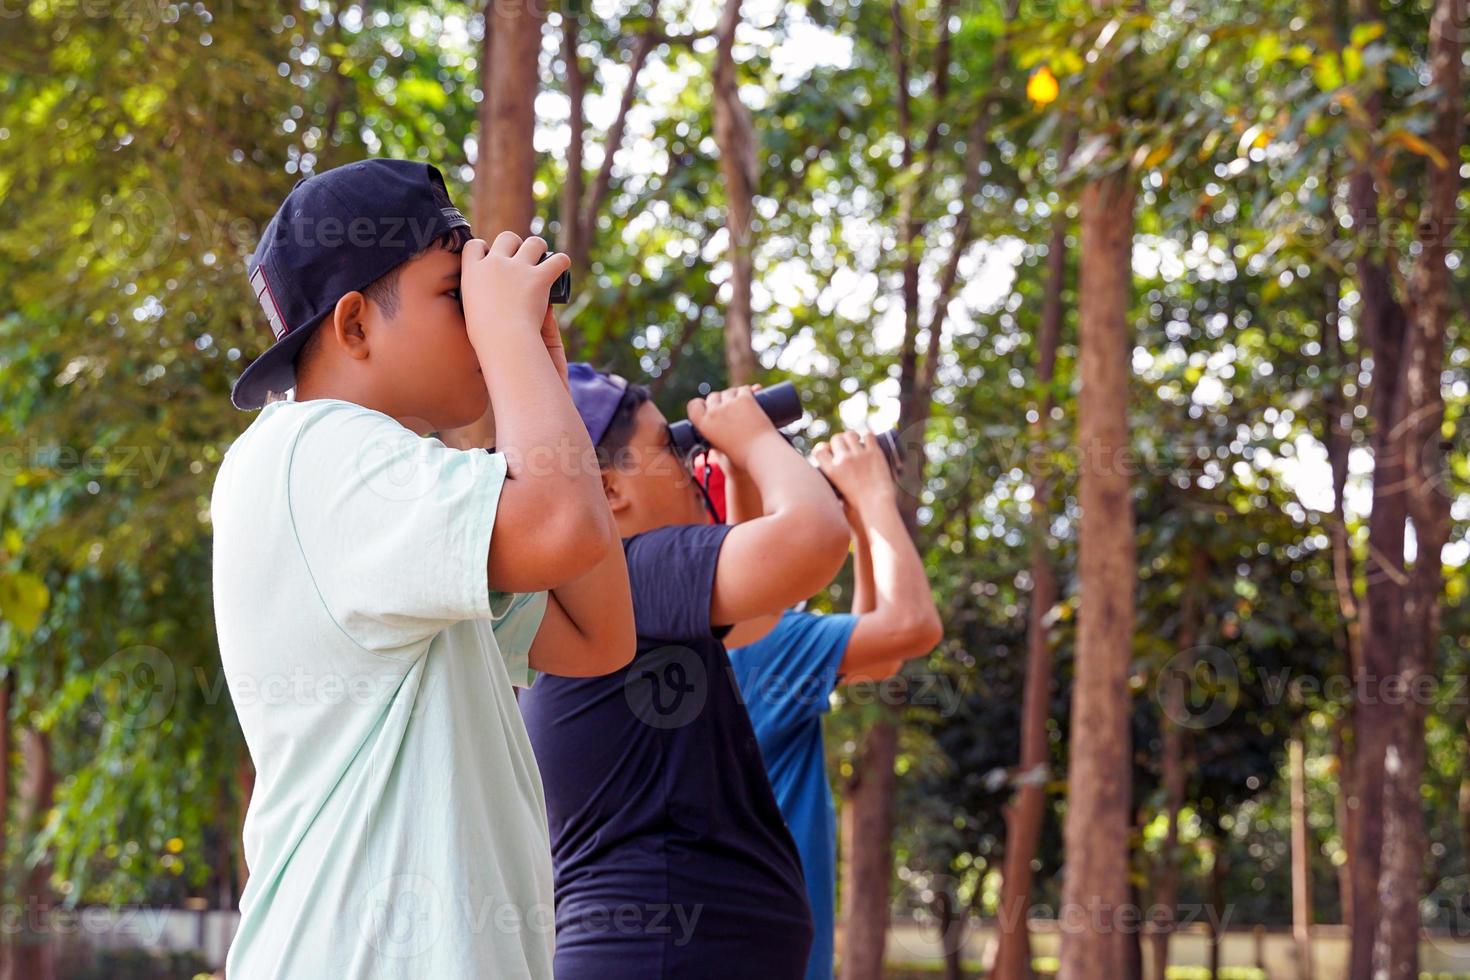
[518,523,814,978]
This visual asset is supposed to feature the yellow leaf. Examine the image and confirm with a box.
[1027,66,1059,107]
[1383,129,1449,169]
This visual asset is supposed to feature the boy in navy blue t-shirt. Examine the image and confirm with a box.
[518,367,850,978]
[725,431,943,980]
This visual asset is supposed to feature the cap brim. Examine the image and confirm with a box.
[230,323,319,410]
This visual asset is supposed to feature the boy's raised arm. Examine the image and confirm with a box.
[817,433,943,681]
[459,232,613,594]
[700,387,850,627]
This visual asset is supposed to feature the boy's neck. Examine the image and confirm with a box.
[294,376,431,436]
[440,408,496,451]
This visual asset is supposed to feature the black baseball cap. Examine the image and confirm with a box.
[232,159,472,410]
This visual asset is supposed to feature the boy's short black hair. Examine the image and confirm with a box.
[288,225,474,382]
[596,383,653,469]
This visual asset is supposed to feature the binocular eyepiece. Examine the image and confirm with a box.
[668,381,903,477]
[537,252,572,304]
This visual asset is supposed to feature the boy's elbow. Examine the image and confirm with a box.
[804,504,851,572]
[906,608,945,655]
[540,510,611,583]
[597,607,637,674]
[560,613,635,678]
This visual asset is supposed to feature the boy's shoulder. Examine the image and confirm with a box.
[213,398,412,508]
[221,398,401,467]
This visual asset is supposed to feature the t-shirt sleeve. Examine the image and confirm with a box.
[622,523,733,645]
[286,404,510,654]
[738,611,858,733]
[489,589,548,688]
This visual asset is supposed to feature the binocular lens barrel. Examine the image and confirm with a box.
[669,381,903,477]
[667,382,802,457]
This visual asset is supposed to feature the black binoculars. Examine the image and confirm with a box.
[668,381,903,477]
[537,252,571,304]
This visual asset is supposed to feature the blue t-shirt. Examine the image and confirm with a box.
[727,609,858,980]
[518,524,813,979]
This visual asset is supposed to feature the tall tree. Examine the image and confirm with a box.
[1344,2,1408,970]
[7,729,55,980]
[476,0,545,236]
[711,0,759,385]
[451,0,545,451]
[992,127,1073,980]
[1149,551,1207,980]
[1056,69,1138,980]
[1372,0,1463,972]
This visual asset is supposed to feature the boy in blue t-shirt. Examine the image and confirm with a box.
[725,431,943,980]
[212,160,634,978]
[519,367,852,978]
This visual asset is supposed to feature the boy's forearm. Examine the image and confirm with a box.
[723,455,764,524]
[706,432,850,626]
[836,493,940,684]
[854,493,936,625]
[477,330,612,591]
[528,517,635,675]
[477,330,592,475]
[737,432,843,530]
[850,520,876,615]
[549,517,634,651]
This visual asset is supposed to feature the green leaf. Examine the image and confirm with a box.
[0,572,50,636]
[1349,22,1386,48]
[1312,54,1342,92]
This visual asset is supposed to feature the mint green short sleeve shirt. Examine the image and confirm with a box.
[211,399,553,978]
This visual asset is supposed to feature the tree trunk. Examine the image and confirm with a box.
[937,889,966,980]
[1207,835,1227,980]
[557,11,587,274]
[1150,550,1206,980]
[1320,237,1359,929]
[1334,720,1355,927]
[711,0,758,385]
[992,131,1073,980]
[475,0,544,236]
[1057,169,1137,980]
[8,729,55,980]
[1150,698,1185,980]
[1372,0,1461,972]
[1290,736,1315,980]
[838,720,899,980]
[1124,878,1145,980]
[1346,110,1409,980]
[451,0,545,450]
[1460,750,1470,900]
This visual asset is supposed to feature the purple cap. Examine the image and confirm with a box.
[568,363,630,446]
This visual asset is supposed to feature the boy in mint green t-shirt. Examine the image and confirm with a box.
[211,159,634,979]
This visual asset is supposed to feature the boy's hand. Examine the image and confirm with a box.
[813,431,896,517]
[686,386,779,468]
[461,232,571,353]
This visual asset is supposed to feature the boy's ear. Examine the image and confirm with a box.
[328,292,371,361]
[601,469,632,515]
